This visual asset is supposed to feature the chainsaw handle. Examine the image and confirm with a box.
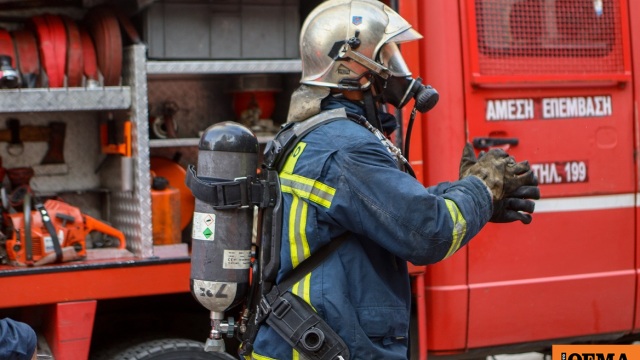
[83,214,126,250]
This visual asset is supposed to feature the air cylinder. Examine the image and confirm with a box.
[189,121,258,315]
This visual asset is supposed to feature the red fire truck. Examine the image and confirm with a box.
[0,0,638,359]
[403,0,640,358]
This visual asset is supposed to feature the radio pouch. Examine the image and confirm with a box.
[264,291,350,360]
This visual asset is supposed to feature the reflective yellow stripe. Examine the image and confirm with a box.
[280,173,335,208]
[279,141,335,209]
[290,275,305,360]
[282,142,307,174]
[252,352,277,360]
[288,195,300,267]
[444,199,467,258]
[286,189,311,268]
[302,273,312,303]
[292,273,315,309]
[281,142,317,360]
[288,195,311,268]
[300,200,310,261]
[292,273,312,302]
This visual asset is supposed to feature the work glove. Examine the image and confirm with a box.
[490,183,540,224]
[459,143,537,201]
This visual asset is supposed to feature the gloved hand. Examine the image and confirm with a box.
[459,143,536,201]
[490,183,540,224]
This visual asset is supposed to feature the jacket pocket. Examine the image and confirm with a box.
[356,306,409,342]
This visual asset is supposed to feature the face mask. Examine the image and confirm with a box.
[375,43,439,113]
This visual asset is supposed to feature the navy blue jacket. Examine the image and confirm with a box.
[251,98,492,360]
[0,318,36,360]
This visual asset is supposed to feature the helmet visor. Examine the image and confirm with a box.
[378,42,411,77]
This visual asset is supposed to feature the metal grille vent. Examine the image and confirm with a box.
[474,0,625,77]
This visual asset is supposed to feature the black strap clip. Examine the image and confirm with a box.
[186,165,278,209]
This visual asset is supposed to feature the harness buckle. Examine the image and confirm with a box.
[256,297,271,324]
[233,176,251,209]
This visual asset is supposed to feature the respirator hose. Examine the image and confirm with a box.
[404,107,418,163]
[404,83,439,162]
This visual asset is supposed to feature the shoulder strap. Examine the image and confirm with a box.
[263,108,347,171]
[259,108,351,307]
[241,111,352,356]
[266,232,349,303]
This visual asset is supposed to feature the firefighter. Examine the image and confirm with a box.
[0,318,37,360]
[250,0,540,359]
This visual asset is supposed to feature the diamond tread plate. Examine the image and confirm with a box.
[0,87,131,112]
[146,59,302,75]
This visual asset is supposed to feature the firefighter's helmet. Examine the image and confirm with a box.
[300,0,422,90]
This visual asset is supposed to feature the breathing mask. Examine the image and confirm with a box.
[373,42,439,113]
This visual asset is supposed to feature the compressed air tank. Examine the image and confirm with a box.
[189,121,258,315]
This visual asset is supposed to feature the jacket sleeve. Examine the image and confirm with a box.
[325,134,493,265]
[0,318,37,360]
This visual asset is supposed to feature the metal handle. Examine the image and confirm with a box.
[472,137,519,149]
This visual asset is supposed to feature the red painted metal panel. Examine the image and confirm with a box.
[417,0,470,352]
[464,0,632,85]
[0,261,190,309]
[44,301,97,360]
[399,0,425,183]
[470,209,634,283]
[468,271,635,347]
[467,208,635,346]
[628,0,640,332]
[459,0,636,350]
[462,87,634,198]
[425,280,469,354]
[424,252,470,352]
[419,0,468,186]
[400,1,429,356]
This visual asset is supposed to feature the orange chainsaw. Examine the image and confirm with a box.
[5,199,126,266]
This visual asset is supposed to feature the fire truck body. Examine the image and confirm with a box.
[1,0,639,359]
[408,0,640,356]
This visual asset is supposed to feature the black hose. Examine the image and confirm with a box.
[404,107,418,162]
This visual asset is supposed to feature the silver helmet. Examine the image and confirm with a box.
[300,0,422,90]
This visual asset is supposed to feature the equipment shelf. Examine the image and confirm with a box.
[0,87,132,112]
[149,134,274,148]
[146,59,302,76]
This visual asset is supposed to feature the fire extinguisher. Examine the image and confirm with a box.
[186,121,259,352]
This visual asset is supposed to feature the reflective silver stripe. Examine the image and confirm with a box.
[534,194,635,213]
[291,195,308,267]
